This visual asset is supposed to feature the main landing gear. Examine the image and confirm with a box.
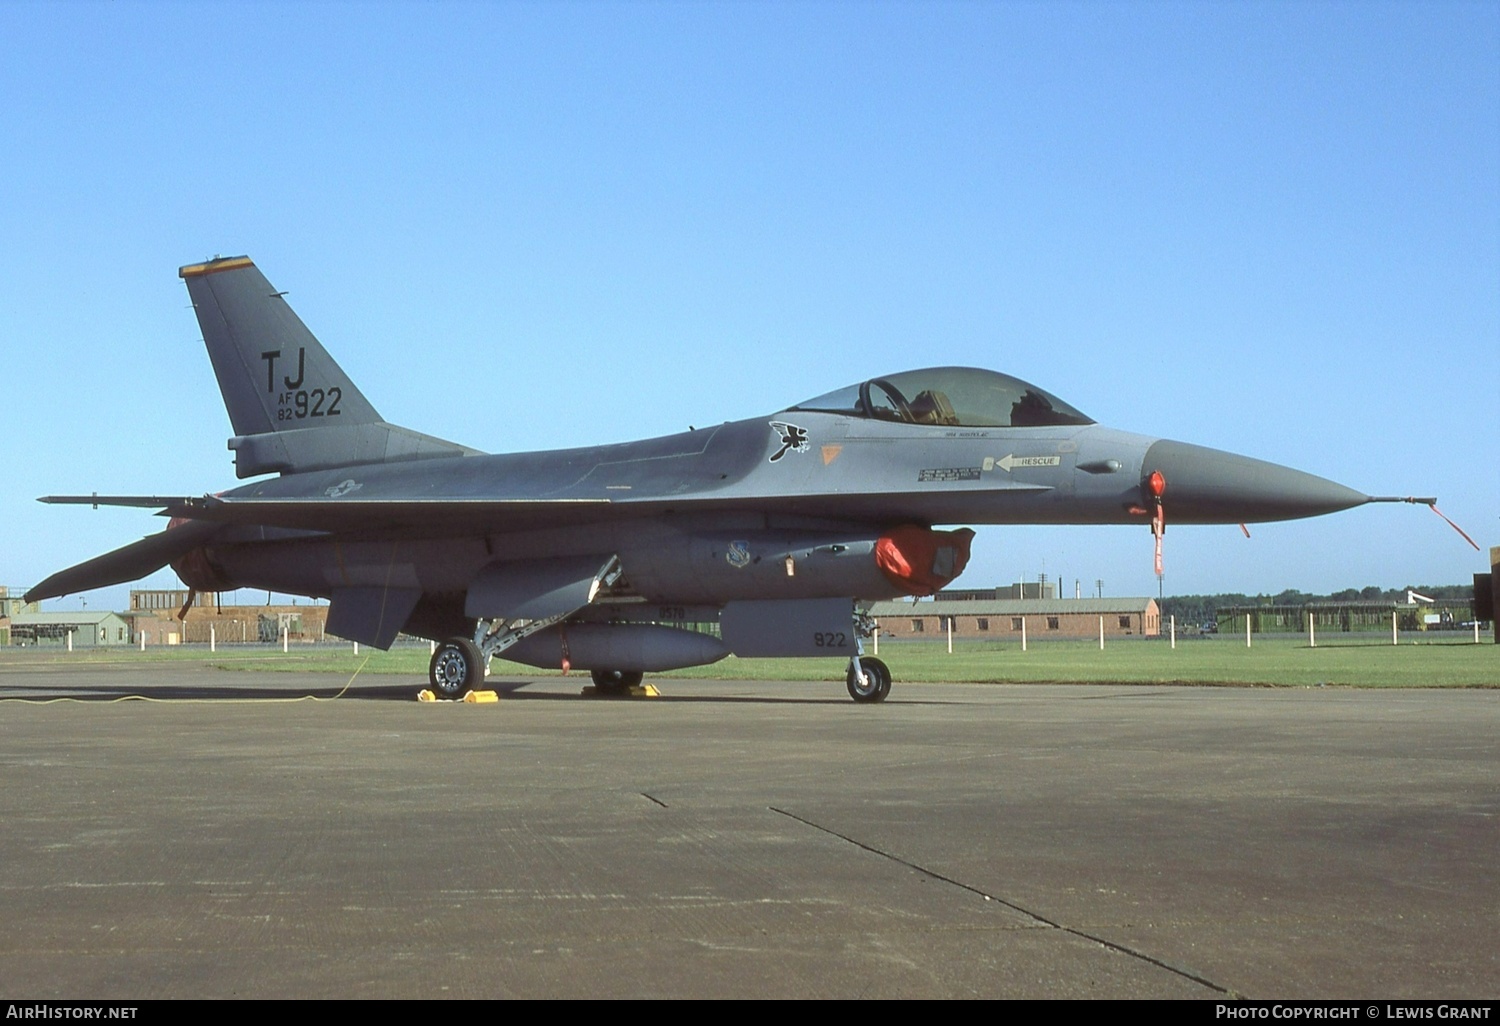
[590,669,644,695]
[845,608,891,703]
[429,637,484,699]
[427,557,626,698]
[428,610,577,699]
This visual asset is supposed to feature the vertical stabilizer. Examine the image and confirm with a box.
[179,256,477,478]
[180,256,381,434]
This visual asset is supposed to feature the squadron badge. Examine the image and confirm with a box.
[768,421,810,463]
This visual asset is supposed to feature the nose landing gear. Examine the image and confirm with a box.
[846,655,891,703]
[845,608,891,703]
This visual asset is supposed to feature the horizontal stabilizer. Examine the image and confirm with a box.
[25,520,221,602]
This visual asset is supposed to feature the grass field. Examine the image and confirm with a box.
[3,635,1496,688]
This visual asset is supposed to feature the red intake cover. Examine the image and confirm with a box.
[874,525,976,596]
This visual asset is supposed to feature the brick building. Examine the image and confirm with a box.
[128,590,330,645]
[870,597,1160,639]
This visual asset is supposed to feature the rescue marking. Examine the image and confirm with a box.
[984,454,1061,473]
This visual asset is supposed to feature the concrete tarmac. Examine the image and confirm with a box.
[0,660,1496,999]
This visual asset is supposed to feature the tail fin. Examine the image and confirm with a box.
[180,256,479,478]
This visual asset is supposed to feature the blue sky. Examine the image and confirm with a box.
[3,1,1496,610]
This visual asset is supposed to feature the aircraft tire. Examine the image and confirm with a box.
[846,657,891,704]
[430,637,484,699]
[591,669,644,694]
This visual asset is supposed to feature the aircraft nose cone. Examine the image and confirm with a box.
[1142,439,1369,524]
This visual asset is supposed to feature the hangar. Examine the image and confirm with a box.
[0,585,34,645]
[1218,599,1477,635]
[8,610,132,647]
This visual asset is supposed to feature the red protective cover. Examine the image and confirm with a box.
[875,525,976,596]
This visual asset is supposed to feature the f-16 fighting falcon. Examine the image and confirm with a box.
[29,256,1420,702]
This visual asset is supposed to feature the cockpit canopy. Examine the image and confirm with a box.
[789,367,1093,428]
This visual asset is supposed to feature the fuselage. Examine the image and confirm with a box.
[180,402,1368,615]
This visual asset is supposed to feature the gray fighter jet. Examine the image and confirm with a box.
[29,256,1385,701]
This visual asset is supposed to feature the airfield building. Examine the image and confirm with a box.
[1218,600,1476,635]
[939,582,1059,601]
[8,610,132,648]
[127,590,330,645]
[869,596,1160,639]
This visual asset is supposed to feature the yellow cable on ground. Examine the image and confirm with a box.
[0,656,374,705]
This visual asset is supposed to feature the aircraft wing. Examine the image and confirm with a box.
[40,485,1054,536]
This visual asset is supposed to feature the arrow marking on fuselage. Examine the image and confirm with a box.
[984,454,1062,473]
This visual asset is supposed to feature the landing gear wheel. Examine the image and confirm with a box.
[846,656,891,704]
[430,637,484,699]
[591,669,644,695]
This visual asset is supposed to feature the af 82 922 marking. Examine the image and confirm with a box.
[276,387,342,421]
[261,346,345,421]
